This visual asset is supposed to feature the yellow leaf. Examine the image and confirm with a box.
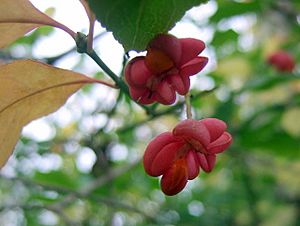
[0,0,75,48]
[0,60,94,168]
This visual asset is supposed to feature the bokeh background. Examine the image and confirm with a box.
[0,0,300,225]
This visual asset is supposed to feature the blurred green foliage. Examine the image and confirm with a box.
[0,0,300,226]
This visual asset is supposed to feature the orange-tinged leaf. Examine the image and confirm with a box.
[0,0,74,48]
[0,60,95,168]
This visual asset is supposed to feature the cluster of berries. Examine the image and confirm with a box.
[125,34,296,195]
[125,34,208,105]
[125,34,233,195]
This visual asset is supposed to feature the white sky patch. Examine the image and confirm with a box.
[111,212,125,226]
[218,14,257,33]
[188,200,205,217]
[76,147,97,173]
[30,0,89,31]
[78,114,108,134]
[171,21,209,41]
[0,210,25,226]
[187,1,217,23]
[76,93,98,113]
[93,33,125,74]
[22,118,56,142]
[50,105,77,127]
[54,52,82,70]
[29,0,88,57]
[38,210,59,226]
[12,153,62,175]
[194,75,215,91]
[34,153,63,173]
[109,144,128,162]
[134,125,152,141]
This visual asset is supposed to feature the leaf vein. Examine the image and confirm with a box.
[132,1,146,50]
[0,80,93,115]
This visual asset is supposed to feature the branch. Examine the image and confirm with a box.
[225,148,261,225]
[80,158,141,195]
[74,32,156,115]
[86,194,157,222]
[0,203,80,226]
[86,49,156,115]
[86,49,125,89]
[238,155,261,225]
[0,160,157,223]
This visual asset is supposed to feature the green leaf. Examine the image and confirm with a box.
[239,109,300,158]
[214,96,235,122]
[14,26,54,46]
[211,0,261,23]
[211,29,238,47]
[240,75,299,93]
[88,0,208,51]
[241,129,300,158]
[33,171,80,189]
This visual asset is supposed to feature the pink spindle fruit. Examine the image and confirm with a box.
[143,118,232,196]
[125,34,208,105]
[267,51,295,72]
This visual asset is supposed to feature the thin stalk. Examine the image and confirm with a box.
[86,49,154,115]
[87,50,127,91]
[185,92,192,119]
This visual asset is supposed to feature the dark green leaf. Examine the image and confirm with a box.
[88,0,208,51]
[241,129,300,157]
[13,26,54,46]
[214,96,235,122]
[211,0,261,22]
[33,171,80,189]
[211,29,238,46]
[239,109,300,157]
[240,75,299,93]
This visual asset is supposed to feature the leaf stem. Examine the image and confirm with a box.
[79,0,96,52]
[90,78,117,89]
[87,50,129,92]
[87,17,96,52]
[3,18,77,40]
[85,48,155,115]
[53,21,77,40]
